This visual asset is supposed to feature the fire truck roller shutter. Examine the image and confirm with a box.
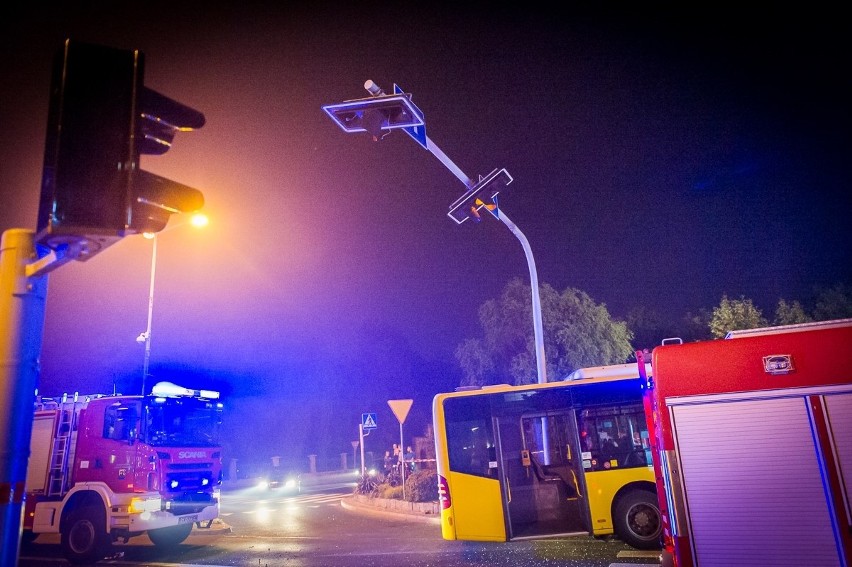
[669,394,846,567]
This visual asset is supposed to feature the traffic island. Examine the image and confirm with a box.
[342,494,440,525]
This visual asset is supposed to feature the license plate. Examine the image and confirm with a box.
[178,515,198,525]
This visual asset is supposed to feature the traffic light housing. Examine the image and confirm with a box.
[447,168,512,224]
[36,39,205,260]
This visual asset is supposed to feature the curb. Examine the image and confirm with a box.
[340,495,441,525]
[191,517,232,535]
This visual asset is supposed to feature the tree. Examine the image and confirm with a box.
[773,299,812,326]
[626,305,679,351]
[679,309,714,342]
[709,295,768,338]
[455,338,494,388]
[812,284,852,321]
[455,278,633,386]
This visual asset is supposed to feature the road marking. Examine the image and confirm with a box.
[610,549,661,566]
[616,550,661,558]
[19,558,224,567]
[277,494,345,505]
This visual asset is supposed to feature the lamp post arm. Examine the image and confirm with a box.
[424,135,473,187]
[489,208,548,384]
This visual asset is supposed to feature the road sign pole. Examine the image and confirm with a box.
[398,421,405,496]
[358,425,365,476]
[387,399,413,499]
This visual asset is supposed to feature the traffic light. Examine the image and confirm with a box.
[447,168,512,224]
[36,39,205,260]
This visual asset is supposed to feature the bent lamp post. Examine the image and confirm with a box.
[323,81,547,384]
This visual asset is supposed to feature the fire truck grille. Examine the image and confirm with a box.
[164,470,215,493]
[167,462,213,470]
[165,491,217,515]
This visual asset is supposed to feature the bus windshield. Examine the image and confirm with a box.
[143,397,222,447]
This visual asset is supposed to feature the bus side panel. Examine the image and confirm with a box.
[583,467,655,536]
[445,472,506,542]
[670,396,844,567]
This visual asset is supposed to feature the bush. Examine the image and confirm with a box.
[405,469,438,502]
[356,469,438,502]
[377,484,404,500]
[355,472,379,495]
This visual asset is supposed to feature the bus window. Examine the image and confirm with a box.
[578,403,648,470]
[444,396,495,478]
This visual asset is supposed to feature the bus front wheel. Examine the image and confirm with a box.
[613,490,662,550]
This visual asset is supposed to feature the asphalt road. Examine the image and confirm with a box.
[18,474,661,566]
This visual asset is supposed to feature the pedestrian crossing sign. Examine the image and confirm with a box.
[362,413,377,429]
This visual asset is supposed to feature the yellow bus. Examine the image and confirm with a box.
[432,363,661,549]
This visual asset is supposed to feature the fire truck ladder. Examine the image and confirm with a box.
[47,394,80,497]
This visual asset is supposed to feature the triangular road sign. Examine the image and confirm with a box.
[387,399,413,424]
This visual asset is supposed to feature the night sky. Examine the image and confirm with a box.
[1,5,849,470]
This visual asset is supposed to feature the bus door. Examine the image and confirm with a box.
[496,411,587,539]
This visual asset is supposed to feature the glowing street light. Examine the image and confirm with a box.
[137,212,207,394]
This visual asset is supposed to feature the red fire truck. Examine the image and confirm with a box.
[638,319,851,567]
[24,381,224,564]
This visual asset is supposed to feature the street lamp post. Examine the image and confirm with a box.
[323,81,548,383]
[140,233,158,395]
[137,213,207,394]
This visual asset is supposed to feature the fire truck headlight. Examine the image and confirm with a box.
[130,496,162,514]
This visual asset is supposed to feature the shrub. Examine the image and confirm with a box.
[377,484,404,500]
[355,472,379,496]
[405,469,438,502]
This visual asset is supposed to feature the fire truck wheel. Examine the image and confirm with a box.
[613,489,662,550]
[60,506,111,564]
[147,523,193,547]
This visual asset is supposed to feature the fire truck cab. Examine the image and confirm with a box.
[25,381,223,564]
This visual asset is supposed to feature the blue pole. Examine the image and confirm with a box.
[0,229,49,567]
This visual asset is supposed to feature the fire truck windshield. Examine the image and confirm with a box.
[143,397,222,447]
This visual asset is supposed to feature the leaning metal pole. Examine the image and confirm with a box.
[403,122,548,383]
[485,207,547,383]
[326,81,549,384]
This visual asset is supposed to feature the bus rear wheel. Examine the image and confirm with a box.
[613,490,662,550]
